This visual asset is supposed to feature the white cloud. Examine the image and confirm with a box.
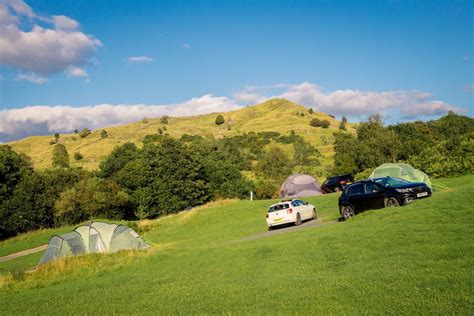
[0,0,101,76]
[126,56,153,63]
[53,15,79,31]
[0,94,241,142]
[66,66,88,78]
[1,82,464,142]
[234,82,464,119]
[15,73,48,84]
[182,43,191,49]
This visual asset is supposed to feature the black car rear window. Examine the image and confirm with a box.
[269,204,290,212]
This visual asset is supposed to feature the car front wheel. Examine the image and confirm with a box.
[385,197,400,207]
[341,206,355,220]
[312,208,317,220]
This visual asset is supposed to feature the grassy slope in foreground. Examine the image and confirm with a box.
[8,99,354,170]
[1,175,473,314]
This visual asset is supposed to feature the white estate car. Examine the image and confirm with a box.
[266,199,317,230]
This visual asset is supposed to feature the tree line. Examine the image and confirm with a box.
[332,112,474,178]
[0,130,322,240]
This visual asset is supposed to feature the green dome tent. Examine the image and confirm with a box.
[39,222,149,265]
[369,163,432,189]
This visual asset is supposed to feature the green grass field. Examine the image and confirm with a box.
[1,175,473,314]
[7,99,355,172]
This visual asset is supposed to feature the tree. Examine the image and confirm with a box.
[215,115,225,125]
[74,152,83,160]
[340,116,348,130]
[293,139,320,166]
[100,130,108,138]
[99,142,139,178]
[52,144,69,168]
[54,177,131,224]
[0,146,32,204]
[160,116,169,124]
[310,118,321,127]
[79,128,91,138]
[308,108,314,114]
[54,133,60,142]
[339,121,347,131]
[258,146,292,178]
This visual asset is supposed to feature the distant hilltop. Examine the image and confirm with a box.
[7,98,354,170]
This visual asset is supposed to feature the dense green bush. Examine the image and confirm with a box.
[310,118,321,127]
[52,144,69,168]
[215,115,225,125]
[74,152,83,161]
[79,128,91,138]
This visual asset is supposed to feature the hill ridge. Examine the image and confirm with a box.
[7,98,354,170]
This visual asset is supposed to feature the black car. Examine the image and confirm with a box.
[321,174,354,193]
[338,177,432,219]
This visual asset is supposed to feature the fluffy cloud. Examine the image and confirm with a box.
[15,73,48,84]
[0,94,241,142]
[126,56,153,63]
[1,82,464,142]
[66,66,88,78]
[0,0,101,77]
[234,82,464,119]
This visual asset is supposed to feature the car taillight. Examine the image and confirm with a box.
[287,208,293,214]
[266,213,269,218]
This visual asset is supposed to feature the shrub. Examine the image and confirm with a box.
[52,144,69,168]
[49,140,57,145]
[160,116,169,124]
[320,120,330,128]
[100,130,108,138]
[308,108,314,114]
[339,121,347,131]
[255,179,279,199]
[79,128,91,138]
[215,115,225,125]
[74,152,83,161]
[310,118,321,127]
[142,118,149,124]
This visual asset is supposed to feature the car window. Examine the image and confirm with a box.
[269,204,289,212]
[347,183,364,195]
[291,201,298,207]
[296,200,305,206]
[365,182,380,193]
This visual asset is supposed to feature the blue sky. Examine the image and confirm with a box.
[0,0,472,141]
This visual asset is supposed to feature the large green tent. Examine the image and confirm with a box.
[369,163,432,189]
[39,222,149,265]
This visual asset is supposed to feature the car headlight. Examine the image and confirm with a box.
[395,188,412,193]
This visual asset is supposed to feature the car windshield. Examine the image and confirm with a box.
[373,177,411,187]
[268,204,290,212]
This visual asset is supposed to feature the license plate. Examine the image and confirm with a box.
[417,192,428,197]
[274,218,282,222]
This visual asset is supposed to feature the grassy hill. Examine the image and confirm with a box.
[8,99,354,171]
[1,175,472,314]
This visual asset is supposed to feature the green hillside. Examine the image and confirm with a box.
[1,175,472,314]
[8,99,354,170]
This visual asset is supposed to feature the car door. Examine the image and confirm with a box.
[363,182,385,209]
[346,183,366,212]
[297,200,311,219]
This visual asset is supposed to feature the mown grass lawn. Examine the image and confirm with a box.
[1,175,473,314]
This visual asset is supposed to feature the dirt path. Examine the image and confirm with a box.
[231,219,338,244]
[0,244,47,263]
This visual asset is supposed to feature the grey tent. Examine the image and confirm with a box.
[280,174,322,198]
[39,222,149,265]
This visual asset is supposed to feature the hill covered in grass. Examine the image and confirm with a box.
[1,175,472,314]
[8,99,354,170]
